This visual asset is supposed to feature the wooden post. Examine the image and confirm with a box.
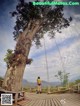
[78,83,80,93]
[23,91,26,100]
[15,92,18,104]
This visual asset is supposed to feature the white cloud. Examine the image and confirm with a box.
[0,5,80,83]
[23,18,80,82]
[0,30,16,77]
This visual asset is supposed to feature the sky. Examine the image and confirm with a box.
[0,0,80,83]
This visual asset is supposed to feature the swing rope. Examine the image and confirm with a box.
[54,37,70,88]
[54,37,66,74]
[43,37,51,93]
[43,34,67,92]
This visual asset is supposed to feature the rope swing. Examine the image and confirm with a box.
[54,37,66,74]
[43,37,51,94]
[43,36,66,93]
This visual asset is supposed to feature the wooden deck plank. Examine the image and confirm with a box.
[50,99,55,106]
[26,100,35,106]
[17,93,80,106]
[35,100,42,106]
[55,98,62,106]
[48,99,51,106]
[17,98,32,106]
[27,93,80,106]
[41,100,45,106]
[32,100,41,106]
[53,94,80,106]
[1,93,80,106]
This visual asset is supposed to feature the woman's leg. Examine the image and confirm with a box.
[37,85,39,93]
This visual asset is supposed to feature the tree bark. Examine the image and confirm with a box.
[2,20,41,91]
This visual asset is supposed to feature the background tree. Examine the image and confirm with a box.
[2,0,72,91]
[75,79,80,84]
[55,71,63,85]
[55,71,70,86]
[63,72,70,86]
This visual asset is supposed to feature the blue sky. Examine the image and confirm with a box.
[0,0,80,82]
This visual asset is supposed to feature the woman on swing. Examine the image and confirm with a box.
[37,76,42,94]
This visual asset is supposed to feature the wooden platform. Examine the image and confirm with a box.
[0,93,80,106]
[17,93,80,106]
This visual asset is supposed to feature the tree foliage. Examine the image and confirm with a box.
[11,0,72,46]
[55,71,70,86]
[4,49,13,68]
[63,72,70,86]
[55,71,63,85]
[75,79,80,84]
[4,49,32,68]
[0,76,4,81]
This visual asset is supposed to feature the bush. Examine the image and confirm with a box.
[0,77,3,87]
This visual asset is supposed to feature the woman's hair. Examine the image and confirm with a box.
[38,76,40,79]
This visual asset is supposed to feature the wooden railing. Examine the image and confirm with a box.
[0,87,26,104]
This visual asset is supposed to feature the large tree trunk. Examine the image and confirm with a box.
[2,20,41,91]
